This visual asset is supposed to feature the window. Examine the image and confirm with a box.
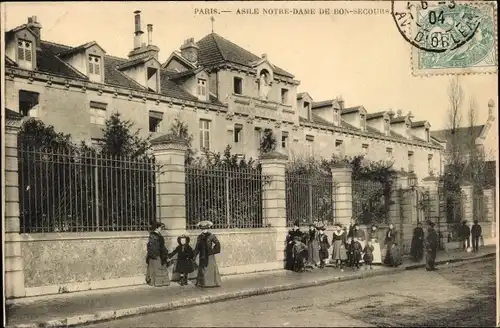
[306,135,314,157]
[88,55,101,76]
[233,77,243,95]
[304,101,311,120]
[281,131,289,148]
[254,127,263,149]
[408,151,414,173]
[147,67,159,92]
[281,88,289,104]
[197,78,207,97]
[384,119,390,134]
[425,128,430,142]
[362,144,369,156]
[428,154,433,174]
[386,147,393,160]
[335,140,343,156]
[89,101,107,125]
[149,111,163,132]
[234,124,243,143]
[334,108,340,125]
[199,119,211,150]
[17,39,33,69]
[19,90,39,117]
[360,114,366,130]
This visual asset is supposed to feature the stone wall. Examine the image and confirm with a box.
[20,228,278,297]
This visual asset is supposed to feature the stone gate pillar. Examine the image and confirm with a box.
[331,164,352,227]
[4,110,25,298]
[151,135,188,250]
[260,151,288,267]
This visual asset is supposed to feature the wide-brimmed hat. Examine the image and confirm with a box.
[197,220,213,229]
[316,222,326,230]
[177,234,191,245]
[334,223,342,228]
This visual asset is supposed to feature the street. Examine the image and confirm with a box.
[88,259,496,327]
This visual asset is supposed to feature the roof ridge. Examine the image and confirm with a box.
[41,40,73,50]
[211,32,260,62]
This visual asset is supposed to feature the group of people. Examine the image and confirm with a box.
[285,220,404,273]
[458,220,483,252]
[145,220,222,288]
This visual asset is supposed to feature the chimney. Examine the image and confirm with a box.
[488,99,495,119]
[147,24,153,45]
[133,10,144,50]
[27,16,42,48]
[180,38,199,64]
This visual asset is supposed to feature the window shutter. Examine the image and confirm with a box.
[24,42,32,61]
[18,41,25,61]
[88,57,94,74]
[94,58,100,75]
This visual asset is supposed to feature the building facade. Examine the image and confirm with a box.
[5,13,444,180]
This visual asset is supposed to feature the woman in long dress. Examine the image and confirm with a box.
[285,221,303,271]
[194,221,222,288]
[383,224,397,265]
[306,223,321,268]
[331,223,348,271]
[367,225,382,264]
[145,222,170,287]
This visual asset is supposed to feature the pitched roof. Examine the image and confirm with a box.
[366,111,387,120]
[297,92,312,100]
[312,99,337,109]
[411,120,429,128]
[431,125,485,144]
[14,40,221,105]
[58,41,106,57]
[6,108,22,119]
[5,56,18,67]
[299,114,360,132]
[390,116,409,124]
[116,55,157,70]
[341,106,363,115]
[196,33,294,78]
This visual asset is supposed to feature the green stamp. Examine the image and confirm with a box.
[415,2,497,75]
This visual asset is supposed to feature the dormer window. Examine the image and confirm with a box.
[334,108,340,125]
[197,78,207,97]
[304,101,311,120]
[88,55,102,82]
[360,114,367,130]
[147,67,159,92]
[17,39,33,69]
[425,128,430,142]
[384,118,390,134]
[233,77,243,95]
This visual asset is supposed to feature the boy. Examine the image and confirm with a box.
[292,236,308,272]
[348,237,363,270]
[363,241,374,270]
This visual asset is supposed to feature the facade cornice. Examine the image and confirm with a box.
[7,67,228,113]
[215,62,300,85]
[299,120,442,151]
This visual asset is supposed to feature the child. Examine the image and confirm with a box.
[390,243,403,267]
[349,238,363,270]
[317,224,330,269]
[363,241,375,270]
[292,236,308,272]
[168,234,195,286]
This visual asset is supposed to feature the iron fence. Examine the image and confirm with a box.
[285,172,334,227]
[185,166,265,229]
[352,179,389,225]
[18,147,157,233]
[473,194,486,222]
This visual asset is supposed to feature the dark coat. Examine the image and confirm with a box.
[471,224,482,237]
[363,244,374,263]
[169,243,195,274]
[285,229,303,270]
[460,224,471,238]
[318,233,330,259]
[425,227,439,251]
[353,228,366,241]
[384,229,397,246]
[147,231,168,265]
[194,232,221,269]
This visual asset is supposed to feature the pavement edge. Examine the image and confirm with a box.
[8,252,495,328]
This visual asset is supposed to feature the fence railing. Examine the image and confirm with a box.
[473,194,486,222]
[285,172,334,227]
[352,179,389,225]
[18,147,157,233]
[185,166,265,229]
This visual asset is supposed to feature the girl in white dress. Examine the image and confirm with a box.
[368,225,382,264]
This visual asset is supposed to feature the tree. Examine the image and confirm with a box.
[18,118,75,151]
[166,116,196,165]
[100,112,151,158]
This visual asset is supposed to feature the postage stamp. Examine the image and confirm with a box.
[392,1,498,76]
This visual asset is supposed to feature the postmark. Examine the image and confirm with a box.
[391,1,498,75]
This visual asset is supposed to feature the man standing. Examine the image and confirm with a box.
[459,220,471,251]
[471,220,482,252]
[425,221,439,271]
[410,222,425,262]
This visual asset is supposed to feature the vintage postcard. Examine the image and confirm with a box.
[2,1,498,328]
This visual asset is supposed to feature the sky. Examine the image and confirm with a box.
[3,1,498,131]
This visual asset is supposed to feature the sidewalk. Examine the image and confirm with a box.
[6,246,495,328]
